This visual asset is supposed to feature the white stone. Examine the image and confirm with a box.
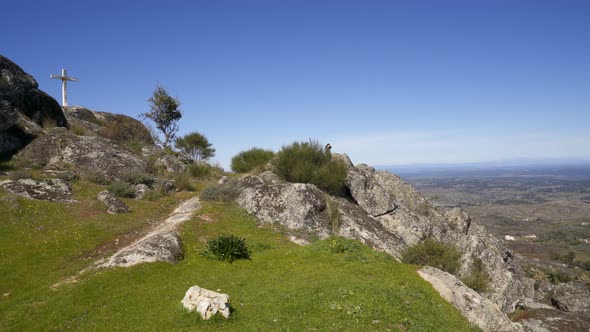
[181,286,230,320]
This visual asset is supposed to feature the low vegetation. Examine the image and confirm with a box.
[273,140,347,196]
[107,180,136,198]
[0,183,478,331]
[231,148,275,173]
[200,180,241,203]
[202,235,251,263]
[461,256,490,293]
[119,170,154,186]
[401,238,462,275]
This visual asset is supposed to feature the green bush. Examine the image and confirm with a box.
[119,170,154,186]
[188,163,211,179]
[107,180,136,198]
[142,189,167,201]
[273,140,347,196]
[401,238,461,275]
[231,148,275,173]
[200,180,241,203]
[203,235,251,263]
[173,173,194,192]
[325,195,340,234]
[80,170,111,185]
[462,256,490,293]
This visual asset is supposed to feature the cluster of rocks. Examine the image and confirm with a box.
[228,153,590,331]
[0,178,74,202]
[181,286,231,320]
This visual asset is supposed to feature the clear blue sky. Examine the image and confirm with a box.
[2,0,589,170]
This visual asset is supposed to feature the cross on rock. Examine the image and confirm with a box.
[50,69,78,107]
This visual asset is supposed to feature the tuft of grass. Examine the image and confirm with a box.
[173,173,194,192]
[325,195,340,235]
[8,170,32,181]
[462,256,490,293]
[202,235,251,263]
[401,238,462,275]
[80,170,111,185]
[107,180,136,198]
[200,180,241,203]
[188,163,211,179]
[118,170,154,186]
[231,148,275,173]
[142,189,167,201]
[273,139,347,196]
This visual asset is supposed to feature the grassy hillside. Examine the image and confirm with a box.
[0,179,478,331]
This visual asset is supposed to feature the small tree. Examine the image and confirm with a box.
[175,131,215,162]
[142,84,182,148]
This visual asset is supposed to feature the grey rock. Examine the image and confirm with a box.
[155,154,187,173]
[345,164,397,216]
[331,152,354,170]
[133,184,149,200]
[181,286,231,320]
[97,190,130,214]
[0,55,67,158]
[217,176,228,184]
[258,171,282,184]
[519,308,590,332]
[418,266,520,332]
[236,174,330,238]
[551,281,590,313]
[153,178,175,192]
[18,127,147,178]
[0,178,74,202]
[101,229,183,267]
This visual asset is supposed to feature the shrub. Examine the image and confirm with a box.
[462,256,490,293]
[188,163,211,179]
[202,235,251,263]
[142,189,167,201]
[325,195,340,234]
[173,173,194,192]
[175,131,215,162]
[231,148,275,173]
[81,171,111,185]
[99,116,153,145]
[107,180,136,198]
[9,170,32,181]
[401,238,461,275]
[119,170,154,186]
[273,140,347,196]
[200,180,241,203]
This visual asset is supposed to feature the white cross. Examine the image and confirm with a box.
[50,69,78,107]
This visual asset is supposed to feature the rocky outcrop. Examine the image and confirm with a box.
[181,286,231,320]
[345,164,397,216]
[550,281,590,313]
[98,197,200,268]
[518,307,590,331]
[418,266,520,332]
[1,55,67,158]
[155,154,188,173]
[0,178,74,202]
[97,191,130,214]
[133,184,149,200]
[18,127,147,178]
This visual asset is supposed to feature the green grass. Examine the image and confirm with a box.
[0,184,478,331]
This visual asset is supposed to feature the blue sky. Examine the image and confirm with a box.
[2,0,589,169]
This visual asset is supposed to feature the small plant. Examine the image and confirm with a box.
[81,170,111,185]
[273,140,347,196]
[462,256,490,293]
[142,189,167,201]
[119,170,154,186]
[107,180,136,198]
[231,148,275,173]
[200,180,241,203]
[401,238,461,275]
[188,163,211,179]
[9,170,32,181]
[173,173,194,192]
[325,195,340,234]
[202,235,251,263]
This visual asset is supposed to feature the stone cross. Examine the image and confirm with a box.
[50,69,78,107]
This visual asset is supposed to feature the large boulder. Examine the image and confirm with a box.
[345,164,397,216]
[181,286,231,320]
[418,266,520,332]
[100,230,183,268]
[17,127,147,178]
[97,190,130,214]
[550,281,590,313]
[0,178,74,202]
[0,55,67,158]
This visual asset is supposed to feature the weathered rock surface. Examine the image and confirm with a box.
[155,154,187,173]
[181,286,230,320]
[1,55,67,157]
[97,190,130,214]
[133,184,149,200]
[18,127,147,178]
[518,307,590,332]
[345,163,397,216]
[236,175,330,237]
[550,281,590,313]
[0,178,74,202]
[99,197,200,268]
[418,266,520,332]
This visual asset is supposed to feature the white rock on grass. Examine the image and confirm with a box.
[181,286,230,320]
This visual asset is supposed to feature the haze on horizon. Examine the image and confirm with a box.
[2,1,589,170]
